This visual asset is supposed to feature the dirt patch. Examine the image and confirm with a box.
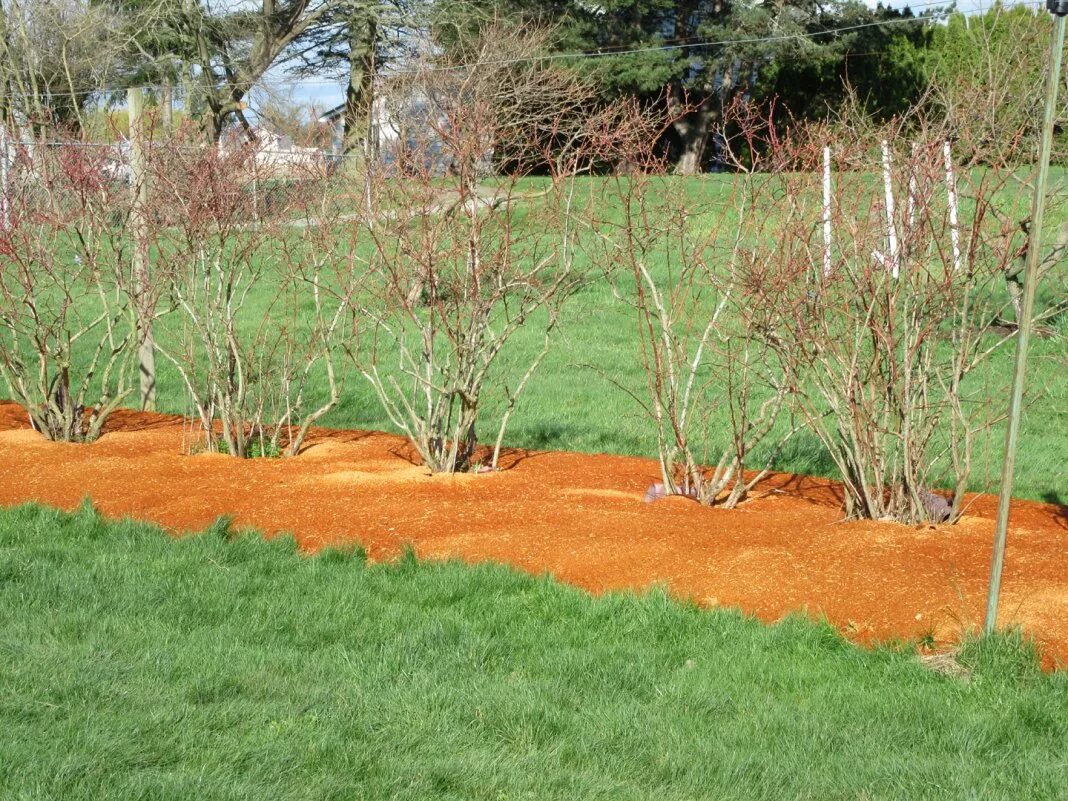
[1,400,1065,668]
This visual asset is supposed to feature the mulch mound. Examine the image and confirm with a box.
[1,401,1065,668]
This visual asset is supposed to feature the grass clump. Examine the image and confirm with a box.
[1,503,1066,800]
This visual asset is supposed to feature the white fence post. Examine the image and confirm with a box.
[823,145,832,277]
[881,140,900,279]
[944,140,962,272]
[906,142,917,233]
[0,125,9,230]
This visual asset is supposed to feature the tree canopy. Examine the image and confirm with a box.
[0,0,1056,168]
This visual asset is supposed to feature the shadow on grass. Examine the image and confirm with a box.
[519,420,572,450]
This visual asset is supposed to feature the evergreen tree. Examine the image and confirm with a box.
[436,0,940,172]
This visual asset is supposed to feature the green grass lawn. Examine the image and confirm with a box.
[1,503,1067,800]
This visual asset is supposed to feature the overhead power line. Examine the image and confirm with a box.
[290,8,960,84]
[281,0,1043,85]
[2,0,1045,99]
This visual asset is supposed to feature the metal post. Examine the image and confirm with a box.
[984,7,1066,635]
[128,87,157,412]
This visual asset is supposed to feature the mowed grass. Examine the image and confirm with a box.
[1,503,1067,800]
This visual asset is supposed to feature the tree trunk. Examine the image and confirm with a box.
[205,102,224,143]
[344,1,378,156]
[161,76,173,132]
[673,105,713,176]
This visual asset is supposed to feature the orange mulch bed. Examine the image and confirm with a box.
[1,401,1066,668]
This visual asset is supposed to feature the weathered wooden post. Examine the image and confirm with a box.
[128,87,157,411]
[985,1,1067,634]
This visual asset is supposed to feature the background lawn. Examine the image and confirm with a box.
[138,175,1068,502]
[23,174,1068,501]
[1,504,1066,800]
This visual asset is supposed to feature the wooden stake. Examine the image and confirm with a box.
[985,11,1067,634]
[0,125,10,230]
[906,142,917,233]
[161,76,173,133]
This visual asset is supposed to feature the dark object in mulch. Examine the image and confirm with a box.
[918,488,953,523]
[643,482,699,503]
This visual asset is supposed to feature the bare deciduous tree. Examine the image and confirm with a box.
[180,0,350,142]
[0,0,148,135]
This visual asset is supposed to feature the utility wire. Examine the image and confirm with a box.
[1,0,1045,99]
[289,7,961,84]
[274,0,1044,84]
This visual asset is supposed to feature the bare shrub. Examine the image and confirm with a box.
[352,25,657,473]
[0,136,137,440]
[149,133,353,457]
[600,155,796,507]
[737,103,1031,523]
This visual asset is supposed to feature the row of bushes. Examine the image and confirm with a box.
[0,30,1062,524]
